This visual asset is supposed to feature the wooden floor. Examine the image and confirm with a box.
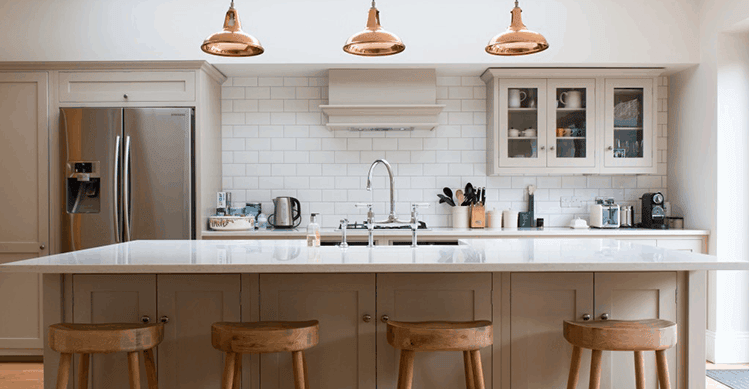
[0,361,745,389]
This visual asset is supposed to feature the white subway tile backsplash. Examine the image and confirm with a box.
[221,75,669,228]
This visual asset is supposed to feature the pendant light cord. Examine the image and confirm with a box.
[231,0,235,8]
[371,0,376,8]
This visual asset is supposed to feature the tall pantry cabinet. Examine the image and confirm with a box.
[0,61,225,357]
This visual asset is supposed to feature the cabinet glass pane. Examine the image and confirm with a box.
[613,88,644,159]
[554,87,587,159]
[507,87,539,159]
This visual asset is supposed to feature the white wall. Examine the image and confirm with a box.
[220,74,669,228]
[668,0,749,363]
[0,0,698,66]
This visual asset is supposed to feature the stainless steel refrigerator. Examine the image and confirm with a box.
[60,108,194,252]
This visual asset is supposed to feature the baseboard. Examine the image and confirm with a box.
[707,329,749,363]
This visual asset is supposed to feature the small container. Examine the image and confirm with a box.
[256,213,268,230]
[503,209,519,229]
[452,206,471,228]
[216,192,227,215]
[229,207,245,216]
[307,213,321,247]
[667,217,684,229]
[620,205,634,228]
[536,218,544,228]
[244,202,262,218]
[487,209,502,229]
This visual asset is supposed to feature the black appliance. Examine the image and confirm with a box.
[641,192,667,229]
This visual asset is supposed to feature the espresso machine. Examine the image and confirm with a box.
[641,192,667,229]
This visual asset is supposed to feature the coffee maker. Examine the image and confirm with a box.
[641,192,667,229]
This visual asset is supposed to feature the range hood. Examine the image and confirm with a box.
[321,69,445,131]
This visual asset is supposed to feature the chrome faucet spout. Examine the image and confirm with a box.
[366,159,397,223]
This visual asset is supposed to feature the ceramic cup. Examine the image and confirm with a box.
[560,90,583,109]
[556,128,565,137]
[564,128,573,137]
[522,128,537,137]
[452,206,471,228]
[508,128,520,137]
[508,89,527,108]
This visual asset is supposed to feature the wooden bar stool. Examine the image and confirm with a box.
[563,319,677,389]
[49,322,164,389]
[211,320,319,389]
[386,320,493,389]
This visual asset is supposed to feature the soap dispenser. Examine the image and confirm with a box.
[307,213,321,247]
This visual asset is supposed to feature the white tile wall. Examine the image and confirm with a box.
[221,75,669,228]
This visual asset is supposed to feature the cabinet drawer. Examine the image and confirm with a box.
[59,71,196,102]
[657,238,704,253]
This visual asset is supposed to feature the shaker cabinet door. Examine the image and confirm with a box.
[594,272,677,389]
[603,78,655,170]
[73,275,157,389]
[546,79,596,168]
[497,79,548,168]
[157,274,241,389]
[376,273,492,389]
[259,274,376,389]
[510,273,594,389]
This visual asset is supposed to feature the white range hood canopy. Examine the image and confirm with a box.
[321,69,445,131]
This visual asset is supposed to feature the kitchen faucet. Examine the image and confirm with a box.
[366,159,404,224]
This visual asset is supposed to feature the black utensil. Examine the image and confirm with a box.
[481,188,486,205]
[437,194,455,207]
[443,187,453,202]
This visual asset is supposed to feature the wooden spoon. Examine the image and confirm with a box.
[456,190,465,205]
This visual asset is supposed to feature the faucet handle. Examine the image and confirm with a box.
[411,203,430,210]
[355,203,375,224]
[340,218,349,227]
[355,203,373,209]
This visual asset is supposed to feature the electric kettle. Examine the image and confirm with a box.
[269,197,302,228]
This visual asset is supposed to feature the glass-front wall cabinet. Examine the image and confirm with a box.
[604,78,653,168]
[499,79,547,167]
[547,79,596,167]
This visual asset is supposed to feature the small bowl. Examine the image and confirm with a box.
[522,129,537,137]
[508,129,521,137]
[209,215,255,231]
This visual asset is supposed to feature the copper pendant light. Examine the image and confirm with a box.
[201,0,264,57]
[486,0,549,56]
[343,1,405,57]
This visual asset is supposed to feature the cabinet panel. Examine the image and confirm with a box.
[73,275,157,389]
[259,274,376,389]
[377,273,492,389]
[157,274,240,389]
[510,272,594,389]
[603,79,655,170]
[546,79,596,167]
[594,272,677,389]
[58,71,196,102]
[498,79,547,167]
[0,271,43,351]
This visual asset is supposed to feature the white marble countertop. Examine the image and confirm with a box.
[1,238,742,274]
[201,227,710,239]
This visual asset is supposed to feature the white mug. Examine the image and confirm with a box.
[508,89,527,108]
[508,128,520,137]
[560,91,583,109]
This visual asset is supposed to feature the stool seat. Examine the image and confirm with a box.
[212,320,319,354]
[387,320,493,351]
[563,319,677,351]
[49,323,164,354]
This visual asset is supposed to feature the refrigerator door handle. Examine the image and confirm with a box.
[114,135,121,243]
[123,135,131,241]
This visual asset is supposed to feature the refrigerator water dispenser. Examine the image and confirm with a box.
[66,161,101,213]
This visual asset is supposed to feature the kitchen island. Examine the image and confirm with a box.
[2,239,745,389]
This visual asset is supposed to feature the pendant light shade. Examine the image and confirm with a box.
[201,1,264,57]
[343,1,405,57]
[486,0,548,56]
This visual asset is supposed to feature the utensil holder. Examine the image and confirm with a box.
[471,205,486,228]
[452,206,470,228]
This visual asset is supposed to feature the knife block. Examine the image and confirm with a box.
[470,204,486,228]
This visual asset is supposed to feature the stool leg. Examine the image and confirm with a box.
[634,351,645,389]
[396,350,415,389]
[232,353,242,389]
[77,354,90,389]
[56,353,72,389]
[656,350,671,389]
[463,351,475,389]
[588,349,602,389]
[303,352,310,389]
[127,351,141,389]
[566,346,583,389]
[222,352,236,389]
[143,348,158,389]
[292,351,306,389]
[470,350,486,389]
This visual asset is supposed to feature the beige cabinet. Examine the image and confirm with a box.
[157,274,240,389]
[0,72,49,355]
[58,71,196,103]
[376,273,492,389]
[259,274,376,389]
[72,275,157,389]
[507,272,676,389]
[603,79,656,172]
[509,273,594,389]
[595,273,677,389]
